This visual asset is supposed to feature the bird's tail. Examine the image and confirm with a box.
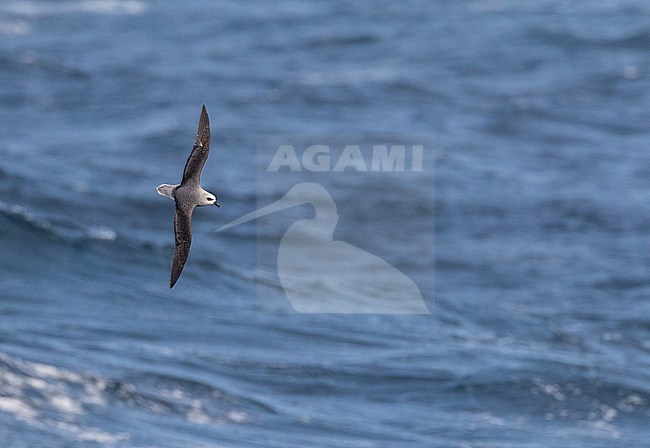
[156,184,177,199]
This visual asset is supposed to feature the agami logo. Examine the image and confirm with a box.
[267,145,424,172]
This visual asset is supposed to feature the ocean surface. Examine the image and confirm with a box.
[1,1,649,447]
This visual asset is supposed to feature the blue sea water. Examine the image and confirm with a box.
[0,0,649,446]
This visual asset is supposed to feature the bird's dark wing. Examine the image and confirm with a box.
[181,104,211,185]
[170,203,194,288]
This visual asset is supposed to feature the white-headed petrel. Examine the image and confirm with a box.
[157,105,220,288]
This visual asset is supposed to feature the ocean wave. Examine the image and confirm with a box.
[528,27,650,50]
[444,370,649,426]
[0,202,54,234]
[18,51,89,78]
[305,33,380,48]
[0,201,118,243]
[0,16,29,35]
[0,0,146,17]
[0,351,253,442]
[0,352,130,443]
[132,370,272,418]
[297,68,417,88]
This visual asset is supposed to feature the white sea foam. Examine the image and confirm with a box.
[0,352,129,443]
[227,410,248,423]
[49,394,83,414]
[0,201,53,231]
[76,428,130,443]
[88,226,118,241]
[186,407,211,424]
[0,397,38,421]
[0,17,30,35]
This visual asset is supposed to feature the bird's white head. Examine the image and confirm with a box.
[200,190,220,207]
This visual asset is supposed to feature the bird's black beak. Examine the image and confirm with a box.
[215,202,220,208]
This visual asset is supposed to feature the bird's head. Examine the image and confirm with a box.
[201,191,220,207]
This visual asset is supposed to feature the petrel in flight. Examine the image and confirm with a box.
[157,105,220,288]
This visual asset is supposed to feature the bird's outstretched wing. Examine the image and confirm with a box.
[182,104,211,185]
[170,204,194,288]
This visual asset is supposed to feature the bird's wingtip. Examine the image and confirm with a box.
[199,104,209,126]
